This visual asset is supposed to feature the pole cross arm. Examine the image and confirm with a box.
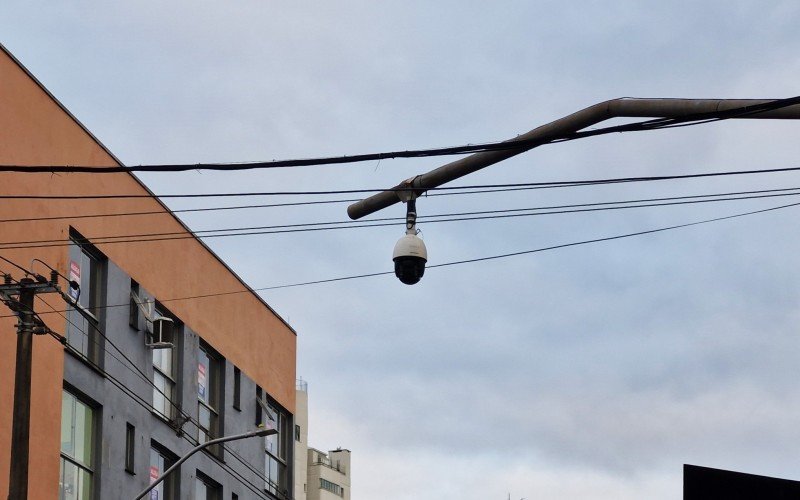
[346,97,800,220]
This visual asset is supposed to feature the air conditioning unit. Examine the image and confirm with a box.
[131,289,175,350]
[148,316,174,349]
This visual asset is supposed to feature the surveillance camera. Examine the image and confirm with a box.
[393,233,428,285]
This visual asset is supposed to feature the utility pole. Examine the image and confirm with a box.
[0,273,60,500]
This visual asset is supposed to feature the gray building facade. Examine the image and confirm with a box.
[60,241,295,500]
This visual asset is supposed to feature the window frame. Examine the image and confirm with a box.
[59,388,97,500]
[125,422,136,474]
[197,341,223,449]
[262,398,291,498]
[150,303,180,421]
[320,478,344,497]
[150,442,179,500]
[129,280,140,330]
[195,471,222,500]
[65,230,106,365]
[232,366,241,411]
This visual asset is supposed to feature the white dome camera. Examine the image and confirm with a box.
[393,198,427,285]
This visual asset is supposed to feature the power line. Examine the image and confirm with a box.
[3,197,795,324]
[158,200,800,290]
[0,198,359,224]
[0,254,35,275]
[4,165,800,201]
[430,200,800,268]
[2,186,799,250]
[1,95,798,174]
[4,165,800,225]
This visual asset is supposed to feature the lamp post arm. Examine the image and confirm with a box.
[133,428,275,500]
[346,97,800,220]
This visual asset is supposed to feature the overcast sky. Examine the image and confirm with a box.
[5,2,800,498]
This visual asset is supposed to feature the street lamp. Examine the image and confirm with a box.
[133,427,276,500]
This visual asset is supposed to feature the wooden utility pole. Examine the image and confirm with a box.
[0,274,60,500]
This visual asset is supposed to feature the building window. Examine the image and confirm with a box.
[295,424,300,442]
[320,478,344,497]
[263,399,290,497]
[198,342,223,447]
[129,280,140,330]
[125,423,136,474]
[152,306,177,420]
[255,386,263,426]
[60,390,95,500]
[66,232,105,363]
[195,473,221,500]
[232,367,241,411]
[150,444,178,500]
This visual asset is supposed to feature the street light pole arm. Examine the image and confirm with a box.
[346,97,800,220]
[133,428,275,500]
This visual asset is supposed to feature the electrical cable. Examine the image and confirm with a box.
[0,168,796,235]
[4,164,800,201]
[0,254,35,275]
[429,201,800,268]
[0,95,798,174]
[2,186,800,251]
[4,164,800,225]
[214,199,800,292]
[2,198,798,323]
[0,198,360,224]
[114,199,800,290]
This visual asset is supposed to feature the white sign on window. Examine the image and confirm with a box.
[68,260,80,301]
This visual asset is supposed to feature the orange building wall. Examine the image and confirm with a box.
[0,47,296,498]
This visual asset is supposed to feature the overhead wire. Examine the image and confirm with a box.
[3,197,797,323]
[4,165,800,202]
[0,95,798,174]
[0,253,35,275]
[431,200,800,268]
[4,164,800,225]
[2,185,800,250]
[0,198,360,224]
[248,200,800,287]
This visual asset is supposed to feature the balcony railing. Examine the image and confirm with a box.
[312,457,346,475]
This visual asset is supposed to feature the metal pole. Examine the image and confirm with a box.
[133,428,275,500]
[8,278,35,500]
[346,97,800,220]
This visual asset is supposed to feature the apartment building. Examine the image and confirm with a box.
[0,44,296,499]
[293,381,351,500]
[306,448,351,500]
